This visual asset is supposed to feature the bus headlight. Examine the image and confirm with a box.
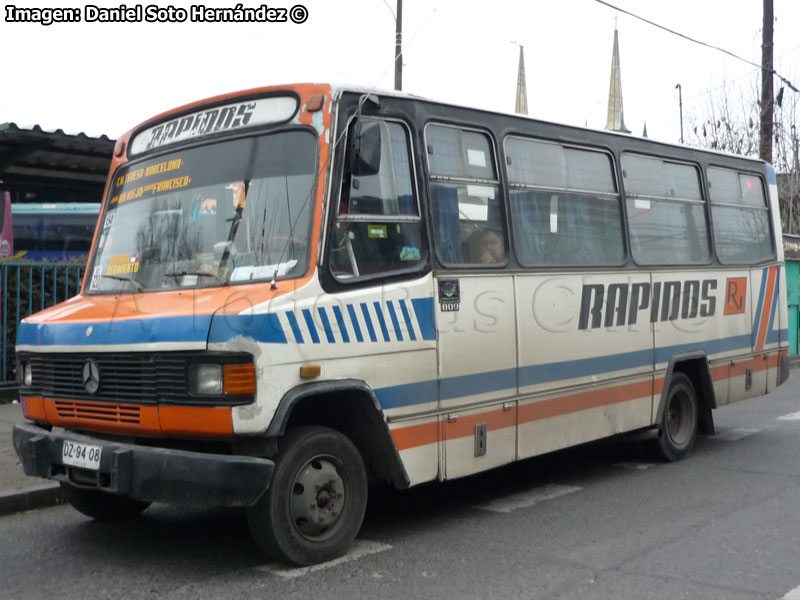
[188,364,223,396]
[18,362,32,387]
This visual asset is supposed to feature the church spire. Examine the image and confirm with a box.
[514,43,528,115]
[605,23,630,133]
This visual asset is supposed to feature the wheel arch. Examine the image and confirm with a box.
[266,379,410,490]
[656,351,716,435]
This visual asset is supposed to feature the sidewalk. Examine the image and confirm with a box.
[0,401,63,515]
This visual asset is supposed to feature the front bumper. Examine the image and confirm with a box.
[12,422,273,507]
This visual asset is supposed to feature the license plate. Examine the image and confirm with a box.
[62,440,102,471]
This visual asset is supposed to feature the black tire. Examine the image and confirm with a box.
[247,426,368,566]
[60,484,151,521]
[652,372,698,462]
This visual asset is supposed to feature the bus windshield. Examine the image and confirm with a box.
[87,130,317,294]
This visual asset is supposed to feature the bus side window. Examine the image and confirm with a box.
[427,125,507,266]
[330,118,424,281]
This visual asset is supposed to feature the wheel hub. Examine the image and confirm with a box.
[290,457,345,540]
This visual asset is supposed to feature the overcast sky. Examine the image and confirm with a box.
[2,0,798,146]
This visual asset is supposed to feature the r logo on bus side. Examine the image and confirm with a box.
[439,279,460,312]
[724,277,747,315]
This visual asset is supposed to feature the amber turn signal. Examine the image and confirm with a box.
[299,365,321,379]
[223,363,256,395]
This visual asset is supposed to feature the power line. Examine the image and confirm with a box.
[594,0,799,93]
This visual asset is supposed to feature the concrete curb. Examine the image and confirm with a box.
[0,483,64,517]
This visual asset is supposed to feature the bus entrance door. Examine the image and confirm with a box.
[435,274,517,479]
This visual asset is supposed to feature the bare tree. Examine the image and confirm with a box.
[688,76,800,233]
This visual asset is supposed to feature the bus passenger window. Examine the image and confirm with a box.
[427,125,507,266]
[330,118,424,281]
[622,154,709,265]
[505,137,623,267]
[708,167,773,264]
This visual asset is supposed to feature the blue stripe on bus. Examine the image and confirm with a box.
[286,311,304,344]
[17,315,214,347]
[386,301,404,342]
[440,368,517,400]
[347,304,364,342]
[752,267,768,346]
[332,305,350,343]
[302,309,320,344]
[209,313,288,344]
[373,301,391,342]
[360,303,378,342]
[317,307,336,343]
[374,379,439,409]
[411,297,436,341]
[372,332,782,410]
[519,333,751,386]
[399,300,417,341]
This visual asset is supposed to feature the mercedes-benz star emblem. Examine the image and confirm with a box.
[82,359,100,395]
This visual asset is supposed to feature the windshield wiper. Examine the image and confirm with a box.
[101,274,144,292]
[164,270,227,286]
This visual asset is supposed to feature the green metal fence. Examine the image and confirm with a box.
[1,262,86,386]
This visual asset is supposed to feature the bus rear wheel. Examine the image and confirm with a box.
[652,372,698,462]
[60,484,151,521]
[247,426,368,566]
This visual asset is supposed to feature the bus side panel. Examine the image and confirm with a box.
[517,375,653,460]
[515,272,653,461]
[774,263,789,389]
[652,270,753,404]
[435,274,517,480]
[731,265,779,402]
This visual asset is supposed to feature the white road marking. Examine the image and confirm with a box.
[777,411,800,421]
[257,540,392,579]
[714,428,761,441]
[475,483,582,514]
[614,462,656,471]
[781,584,800,599]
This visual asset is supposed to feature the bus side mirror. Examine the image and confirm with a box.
[349,120,382,177]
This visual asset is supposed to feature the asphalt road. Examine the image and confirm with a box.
[3,376,800,600]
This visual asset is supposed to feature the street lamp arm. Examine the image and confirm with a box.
[380,0,396,21]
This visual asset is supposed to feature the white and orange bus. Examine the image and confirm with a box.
[13,83,788,565]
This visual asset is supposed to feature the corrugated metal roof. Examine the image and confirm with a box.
[0,122,115,203]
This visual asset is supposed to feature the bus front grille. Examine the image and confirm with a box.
[55,400,141,425]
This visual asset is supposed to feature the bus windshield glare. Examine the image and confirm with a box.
[87,130,316,293]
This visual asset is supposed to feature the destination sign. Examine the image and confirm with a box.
[129,96,298,155]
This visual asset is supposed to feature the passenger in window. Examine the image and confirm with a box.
[470,228,505,264]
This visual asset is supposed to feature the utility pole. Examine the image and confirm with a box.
[792,125,798,233]
[759,0,774,163]
[394,0,403,91]
[675,83,684,143]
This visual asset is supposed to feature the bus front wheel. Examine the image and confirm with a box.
[247,426,368,566]
[652,372,698,462]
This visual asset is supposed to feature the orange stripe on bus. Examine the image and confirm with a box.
[518,378,655,426]
[43,398,161,435]
[158,405,233,437]
[391,421,439,451]
[36,398,233,438]
[714,352,781,381]
[391,351,784,452]
[445,406,516,440]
